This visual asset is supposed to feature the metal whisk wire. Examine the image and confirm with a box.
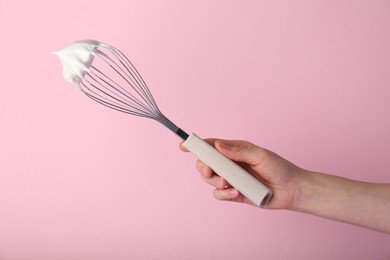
[78,44,188,140]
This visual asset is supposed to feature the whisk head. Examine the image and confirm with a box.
[54,40,188,139]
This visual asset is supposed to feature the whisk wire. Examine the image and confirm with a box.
[81,74,158,119]
[96,48,159,115]
[89,66,157,117]
[109,47,160,113]
[77,43,189,140]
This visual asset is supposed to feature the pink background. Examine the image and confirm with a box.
[1,0,390,259]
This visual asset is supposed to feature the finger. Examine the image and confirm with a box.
[213,188,255,205]
[195,160,213,178]
[200,173,230,189]
[213,188,240,200]
[196,160,230,189]
[179,142,189,152]
[202,138,265,165]
[202,138,249,148]
[214,140,265,165]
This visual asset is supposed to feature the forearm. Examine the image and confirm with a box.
[292,170,390,234]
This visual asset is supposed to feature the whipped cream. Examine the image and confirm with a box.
[53,40,102,88]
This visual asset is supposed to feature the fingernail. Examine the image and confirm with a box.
[202,167,209,177]
[229,189,238,196]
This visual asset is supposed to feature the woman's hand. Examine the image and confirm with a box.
[180,138,306,210]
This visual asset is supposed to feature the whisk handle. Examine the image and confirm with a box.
[183,133,272,208]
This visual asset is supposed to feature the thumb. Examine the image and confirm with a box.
[214,140,262,165]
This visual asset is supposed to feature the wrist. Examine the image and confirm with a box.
[290,170,342,213]
[290,169,313,212]
[290,169,353,217]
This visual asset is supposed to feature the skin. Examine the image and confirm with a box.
[179,138,390,234]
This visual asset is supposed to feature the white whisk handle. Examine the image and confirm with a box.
[183,133,272,208]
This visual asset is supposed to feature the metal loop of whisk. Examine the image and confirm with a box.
[78,44,189,140]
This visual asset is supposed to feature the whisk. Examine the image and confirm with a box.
[54,40,272,207]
